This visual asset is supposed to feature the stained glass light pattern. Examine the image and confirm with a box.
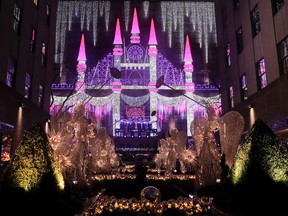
[257,58,267,89]
[6,57,15,87]
[241,74,248,100]
[229,86,234,108]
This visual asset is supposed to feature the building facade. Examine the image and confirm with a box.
[0,0,58,162]
[215,0,288,141]
[50,1,220,157]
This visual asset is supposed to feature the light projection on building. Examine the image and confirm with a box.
[52,1,220,143]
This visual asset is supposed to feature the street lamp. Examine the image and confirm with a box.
[156,75,206,107]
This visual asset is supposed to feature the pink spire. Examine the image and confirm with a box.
[113,18,123,45]
[77,33,87,62]
[131,8,140,34]
[130,8,140,43]
[148,18,157,45]
[184,35,192,62]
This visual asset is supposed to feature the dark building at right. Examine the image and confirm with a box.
[214,0,288,141]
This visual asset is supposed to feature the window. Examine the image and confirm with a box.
[25,73,31,99]
[236,27,243,53]
[251,5,261,37]
[30,29,36,51]
[279,36,288,75]
[13,3,21,33]
[42,43,46,65]
[240,74,248,100]
[226,44,231,66]
[229,86,234,108]
[233,0,240,10]
[272,0,285,14]
[256,58,267,89]
[39,85,44,106]
[6,57,16,87]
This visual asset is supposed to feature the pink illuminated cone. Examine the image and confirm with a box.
[184,34,192,62]
[113,18,123,45]
[130,8,140,43]
[148,18,157,45]
[77,33,87,62]
[131,8,140,34]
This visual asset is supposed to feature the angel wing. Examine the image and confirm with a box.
[219,111,244,168]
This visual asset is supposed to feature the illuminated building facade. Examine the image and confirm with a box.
[0,0,58,162]
[51,1,220,154]
[215,0,288,141]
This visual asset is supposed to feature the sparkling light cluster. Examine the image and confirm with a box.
[56,1,217,67]
[84,195,211,215]
[160,1,217,63]
[91,173,195,182]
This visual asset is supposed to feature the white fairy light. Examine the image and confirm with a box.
[75,1,79,16]
[160,2,167,32]
[104,1,110,31]
[113,93,120,135]
[120,94,150,106]
[143,1,149,18]
[68,2,73,31]
[99,1,104,17]
[86,2,92,31]
[92,1,99,46]
[80,1,86,31]
[124,1,130,31]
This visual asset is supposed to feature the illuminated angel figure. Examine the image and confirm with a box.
[153,128,197,174]
[67,103,91,185]
[192,105,244,188]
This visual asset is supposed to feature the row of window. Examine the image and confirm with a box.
[6,57,44,106]
[234,0,285,15]
[231,1,286,55]
[229,58,266,108]
[227,33,288,107]
[7,1,50,107]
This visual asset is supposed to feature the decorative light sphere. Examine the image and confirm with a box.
[140,186,161,203]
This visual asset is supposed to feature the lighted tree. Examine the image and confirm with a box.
[1,123,64,192]
[230,119,288,186]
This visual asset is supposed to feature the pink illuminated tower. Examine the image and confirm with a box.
[184,35,195,92]
[130,8,140,44]
[112,18,122,93]
[148,18,158,56]
[76,33,87,92]
[113,18,123,57]
[148,18,158,89]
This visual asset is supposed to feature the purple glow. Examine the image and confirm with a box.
[149,88,158,93]
[148,46,158,56]
[111,81,122,86]
[77,33,87,62]
[185,82,195,93]
[112,88,122,93]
